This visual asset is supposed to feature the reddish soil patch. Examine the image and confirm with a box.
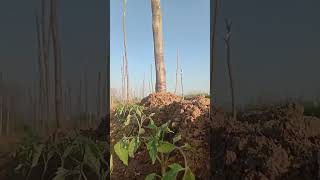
[140,92,183,108]
[211,102,320,180]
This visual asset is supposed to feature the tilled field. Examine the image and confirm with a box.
[112,93,320,180]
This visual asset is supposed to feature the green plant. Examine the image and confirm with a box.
[14,130,109,180]
[112,104,195,180]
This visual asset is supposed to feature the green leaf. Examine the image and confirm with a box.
[14,164,23,172]
[124,114,131,126]
[128,137,140,158]
[145,173,157,180]
[31,144,44,168]
[161,123,174,133]
[52,167,68,180]
[149,113,155,117]
[160,122,169,129]
[146,138,158,164]
[162,163,184,180]
[114,141,129,166]
[147,119,157,129]
[139,128,145,135]
[182,143,192,149]
[166,127,174,133]
[136,108,142,117]
[84,143,101,175]
[182,168,195,180]
[157,141,176,153]
[168,163,184,171]
[119,105,125,115]
[62,145,74,159]
[110,154,113,174]
[173,134,182,144]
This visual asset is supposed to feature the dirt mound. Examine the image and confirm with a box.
[211,102,320,180]
[144,95,211,179]
[111,94,212,179]
[140,92,183,108]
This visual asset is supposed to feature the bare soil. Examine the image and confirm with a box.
[211,102,320,180]
[112,93,320,180]
[111,93,211,179]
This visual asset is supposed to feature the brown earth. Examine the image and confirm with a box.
[112,93,320,180]
[111,93,212,180]
[211,102,320,180]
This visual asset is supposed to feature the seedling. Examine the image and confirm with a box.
[112,104,195,180]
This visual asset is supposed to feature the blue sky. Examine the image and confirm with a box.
[110,0,210,96]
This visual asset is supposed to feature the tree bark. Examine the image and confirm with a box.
[35,11,45,133]
[210,0,219,105]
[224,19,236,120]
[151,0,166,92]
[122,0,129,101]
[50,0,63,129]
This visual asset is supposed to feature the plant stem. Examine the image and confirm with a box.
[160,153,165,175]
[178,147,188,178]
[41,160,48,180]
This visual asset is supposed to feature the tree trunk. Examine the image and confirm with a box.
[51,0,63,129]
[6,97,10,136]
[210,0,219,108]
[122,0,129,101]
[78,78,82,129]
[174,48,179,94]
[151,0,166,92]
[41,0,51,133]
[35,11,45,133]
[84,65,88,128]
[224,19,236,120]
[0,72,2,136]
[0,96,3,136]
[97,71,102,119]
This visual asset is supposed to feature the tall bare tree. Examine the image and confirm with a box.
[174,48,180,94]
[224,19,236,120]
[0,72,3,136]
[121,56,125,101]
[50,0,63,128]
[78,78,82,128]
[35,10,45,132]
[41,0,51,132]
[151,0,166,92]
[210,0,219,99]
[6,96,10,136]
[142,73,145,97]
[84,65,88,124]
[0,97,2,136]
[122,0,129,101]
[97,71,102,119]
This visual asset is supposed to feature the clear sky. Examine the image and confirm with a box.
[110,0,210,96]
[1,0,320,108]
